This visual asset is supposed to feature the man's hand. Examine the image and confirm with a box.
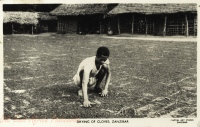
[83,100,92,107]
[101,89,108,97]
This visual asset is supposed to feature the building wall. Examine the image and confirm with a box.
[39,20,57,33]
[77,15,107,34]
[3,23,36,34]
[57,16,77,34]
[109,14,162,35]
[3,23,12,34]
[57,15,108,34]
[108,13,197,36]
[166,13,197,36]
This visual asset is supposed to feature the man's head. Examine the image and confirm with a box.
[96,46,110,64]
[96,46,110,57]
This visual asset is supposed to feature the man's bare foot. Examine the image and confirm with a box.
[78,90,83,96]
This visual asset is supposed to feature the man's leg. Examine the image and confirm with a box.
[95,67,106,92]
[77,70,84,96]
[78,70,84,88]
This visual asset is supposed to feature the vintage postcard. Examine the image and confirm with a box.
[0,0,199,127]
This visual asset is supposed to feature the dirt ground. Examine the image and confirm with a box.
[3,34,197,118]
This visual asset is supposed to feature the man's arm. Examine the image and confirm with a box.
[82,69,92,107]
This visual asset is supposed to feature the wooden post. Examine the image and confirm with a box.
[60,20,61,33]
[145,15,147,36]
[132,14,134,34]
[57,20,58,33]
[57,20,59,33]
[193,16,195,36]
[77,17,79,34]
[99,16,101,34]
[12,23,14,34]
[118,16,120,34]
[59,20,60,33]
[63,20,64,33]
[63,20,65,33]
[58,20,60,33]
[32,25,33,35]
[153,21,154,35]
[61,20,63,33]
[59,20,61,33]
[64,20,66,33]
[176,22,178,35]
[60,20,62,34]
[194,16,196,36]
[182,22,184,35]
[185,14,188,37]
[64,20,65,33]
[163,15,167,36]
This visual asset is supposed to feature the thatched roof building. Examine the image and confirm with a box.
[3,12,57,23]
[3,12,39,25]
[50,4,115,34]
[3,11,58,34]
[108,3,197,15]
[38,12,57,20]
[50,4,109,16]
[106,3,197,36]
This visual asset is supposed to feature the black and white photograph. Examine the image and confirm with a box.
[1,1,199,127]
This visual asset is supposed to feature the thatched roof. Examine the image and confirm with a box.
[38,12,57,20]
[50,4,109,16]
[108,3,197,15]
[3,12,39,24]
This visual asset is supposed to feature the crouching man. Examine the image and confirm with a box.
[73,46,111,107]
